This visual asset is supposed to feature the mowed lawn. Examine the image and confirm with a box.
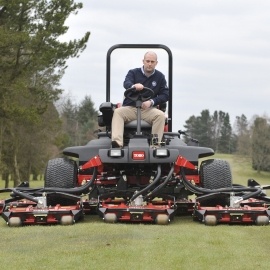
[0,154,270,270]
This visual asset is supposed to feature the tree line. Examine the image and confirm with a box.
[0,1,90,187]
[184,110,270,173]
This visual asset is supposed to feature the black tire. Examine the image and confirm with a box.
[44,158,78,206]
[200,159,232,206]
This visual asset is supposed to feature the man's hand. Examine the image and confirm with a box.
[142,100,152,110]
[133,83,144,91]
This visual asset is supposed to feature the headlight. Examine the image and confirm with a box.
[154,148,169,157]
[109,149,123,157]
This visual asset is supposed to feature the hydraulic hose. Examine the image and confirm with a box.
[2,167,98,203]
[42,166,98,194]
[129,165,161,203]
[180,167,263,197]
[11,189,40,203]
[144,164,175,200]
[241,188,263,200]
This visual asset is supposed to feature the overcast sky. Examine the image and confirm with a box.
[60,0,270,130]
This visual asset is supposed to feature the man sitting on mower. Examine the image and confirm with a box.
[111,51,169,148]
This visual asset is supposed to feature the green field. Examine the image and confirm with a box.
[0,154,270,270]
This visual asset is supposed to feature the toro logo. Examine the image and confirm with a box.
[132,151,145,160]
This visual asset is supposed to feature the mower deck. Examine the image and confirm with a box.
[193,200,270,226]
[1,193,270,226]
[99,198,175,225]
[1,199,84,227]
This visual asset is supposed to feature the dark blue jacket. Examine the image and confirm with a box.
[122,67,169,107]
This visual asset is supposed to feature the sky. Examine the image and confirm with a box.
[60,0,270,131]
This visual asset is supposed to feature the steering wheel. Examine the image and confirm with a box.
[124,87,155,102]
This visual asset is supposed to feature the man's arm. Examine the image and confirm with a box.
[151,75,169,106]
[123,69,135,89]
[124,69,145,91]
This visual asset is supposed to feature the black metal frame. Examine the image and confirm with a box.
[106,44,173,132]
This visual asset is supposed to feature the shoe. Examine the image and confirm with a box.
[111,141,121,148]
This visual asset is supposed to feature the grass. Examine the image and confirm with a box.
[1,154,270,270]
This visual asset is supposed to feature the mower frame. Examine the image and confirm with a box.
[1,44,270,226]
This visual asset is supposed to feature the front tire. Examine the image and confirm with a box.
[44,158,77,206]
[200,159,232,206]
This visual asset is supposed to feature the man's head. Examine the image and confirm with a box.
[143,51,158,75]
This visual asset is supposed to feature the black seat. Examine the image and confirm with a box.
[124,120,151,129]
[98,102,152,130]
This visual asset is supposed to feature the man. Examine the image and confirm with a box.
[111,51,169,148]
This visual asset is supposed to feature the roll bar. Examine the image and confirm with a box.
[106,44,173,132]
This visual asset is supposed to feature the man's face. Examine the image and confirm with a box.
[143,53,158,74]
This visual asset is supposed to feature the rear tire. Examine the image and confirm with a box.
[200,159,232,206]
[44,158,77,206]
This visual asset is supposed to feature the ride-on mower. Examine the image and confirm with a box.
[1,44,270,226]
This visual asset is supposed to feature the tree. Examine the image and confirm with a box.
[19,102,61,181]
[218,113,232,153]
[197,110,214,148]
[184,109,233,153]
[184,110,213,147]
[212,111,222,151]
[234,114,251,156]
[0,1,90,186]
[251,117,270,173]
[60,98,78,146]
[59,96,99,147]
[0,0,90,120]
[183,115,198,140]
[77,96,99,144]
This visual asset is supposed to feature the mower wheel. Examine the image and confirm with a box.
[104,213,117,223]
[60,215,74,225]
[200,159,232,206]
[156,214,169,225]
[8,217,22,227]
[45,157,77,206]
[255,216,269,226]
[204,215,217,226]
